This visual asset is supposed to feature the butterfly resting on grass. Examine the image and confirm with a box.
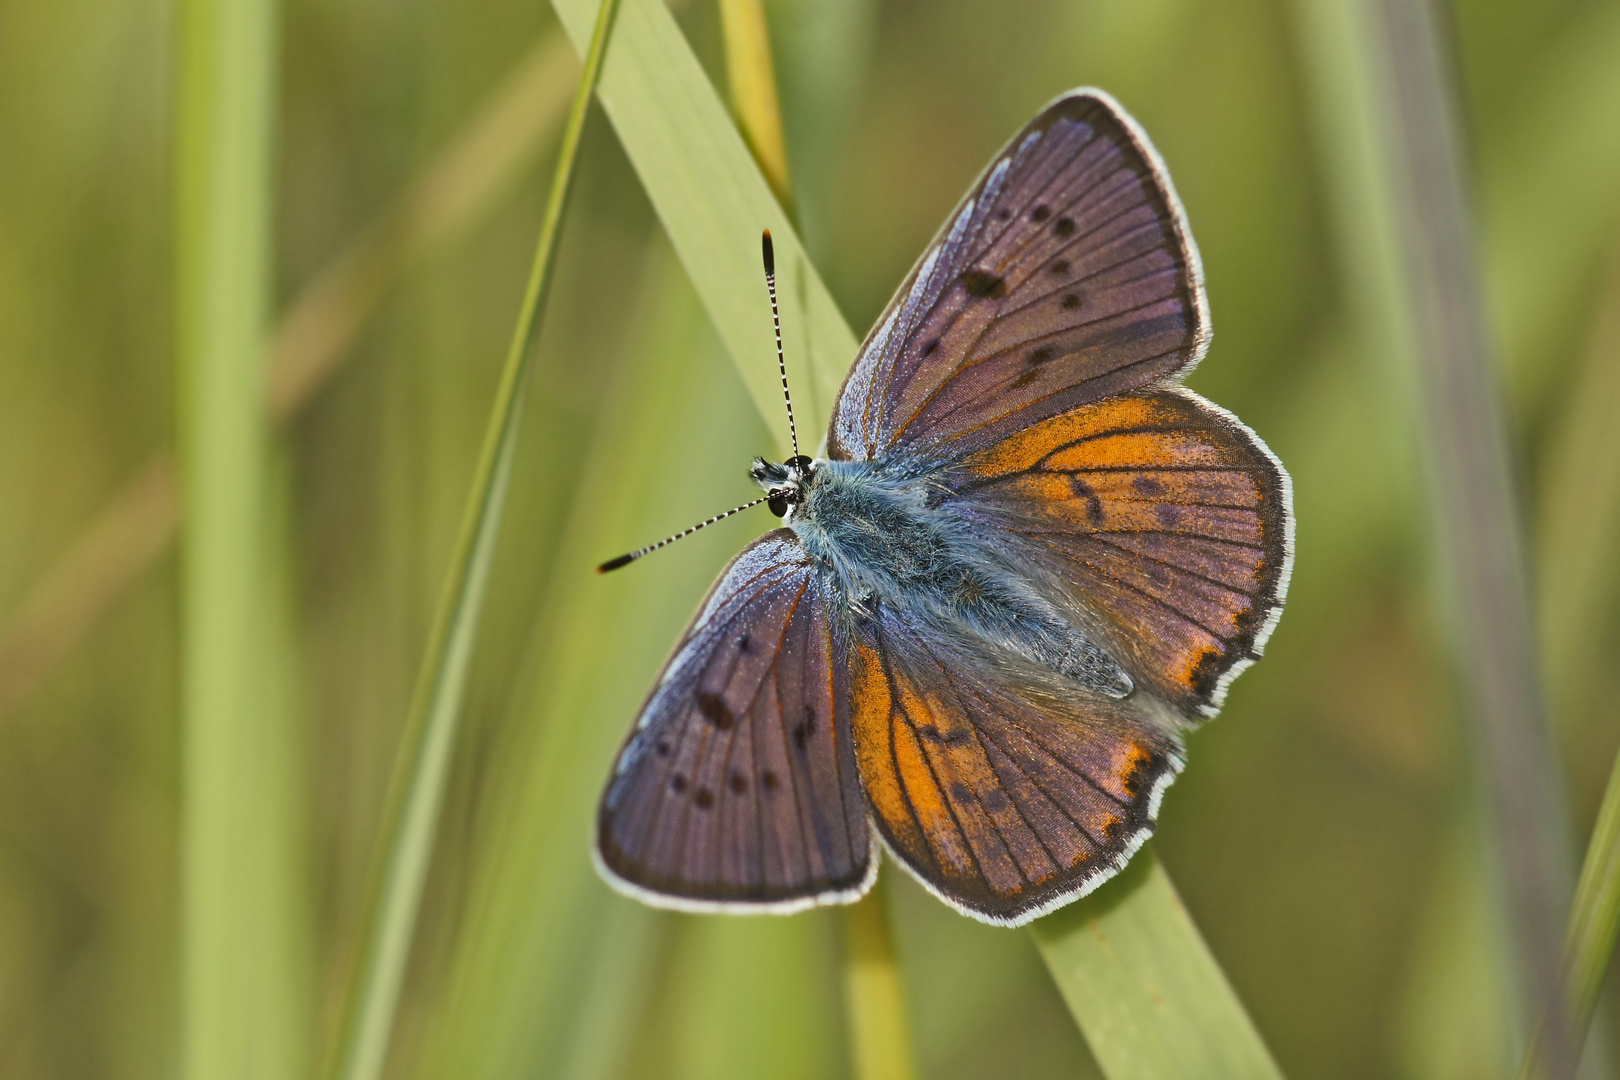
[594,89,1294,926]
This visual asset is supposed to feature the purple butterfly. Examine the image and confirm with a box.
[594,89,1294,926]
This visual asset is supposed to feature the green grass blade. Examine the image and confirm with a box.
[551,0,857,445]
[1563,750,1620,1049]
[175,0,310,1074]
[718,0,793,211]
[1031,849,1284,1080]
[545,1,1282,1072]
[322,4,622,1079]
[1293,0,1612,1070]
[1366,1,1573,1071]
[1519,747,1620,1079]
[844,878,919,1080]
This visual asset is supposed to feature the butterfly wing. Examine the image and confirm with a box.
[595,531,872,910]
[947,387,1294,720]
[829,88,1208,461]
[848,606,1183,926]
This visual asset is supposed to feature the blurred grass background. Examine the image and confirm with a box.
[2,0,1620,1077]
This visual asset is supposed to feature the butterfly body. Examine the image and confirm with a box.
[595,89,1294,926]
[776,455,1137,700]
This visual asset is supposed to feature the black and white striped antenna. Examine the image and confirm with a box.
[762,230,799,460]
[597,230,799,574]
[596,495,771,573]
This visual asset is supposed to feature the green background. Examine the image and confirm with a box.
[2,0,1619,1076]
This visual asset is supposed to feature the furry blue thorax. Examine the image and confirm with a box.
[782,456,1133,699]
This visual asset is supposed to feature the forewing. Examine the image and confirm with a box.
[595,531,872,910]
[948,388,1294,718]
[849,610,1183,926]
[830,89,1208,461]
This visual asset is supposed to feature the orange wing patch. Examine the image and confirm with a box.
[963,395,1176,478]
[849,620,1181,925]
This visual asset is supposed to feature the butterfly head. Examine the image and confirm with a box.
[750,455,816,519]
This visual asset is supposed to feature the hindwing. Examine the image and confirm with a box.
[595,532,872,910]
[848,610,1182,926]
[949,388,1293,717]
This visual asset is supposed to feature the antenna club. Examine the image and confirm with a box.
[597,554,634,574]
[761,227,799,459]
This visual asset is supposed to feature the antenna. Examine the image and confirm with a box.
[597,230,800,575]
[762,230,799,460]
[596,495,771,573]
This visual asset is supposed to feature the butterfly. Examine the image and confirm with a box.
[593,88,1293,926]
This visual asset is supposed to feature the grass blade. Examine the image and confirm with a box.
[844,878,919,1080]
[1519,747,1620,1078]
[1370,0,1574,1072]
[175,0,309,1073]
[321,5,621,1079]
[551,0,856,442]
[718,0,792,210]
[1031,850,1284,1080]
[1562,751,1620,1051]
[545,0,1283,1071]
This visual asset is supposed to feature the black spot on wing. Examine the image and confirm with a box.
[1069,476,1105,524]
[961,270,1008,299]
[1133,475,1166,496]
[697,692,734,730]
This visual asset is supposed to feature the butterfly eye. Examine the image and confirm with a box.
[767,495,789,517]
[787,455,814,473]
